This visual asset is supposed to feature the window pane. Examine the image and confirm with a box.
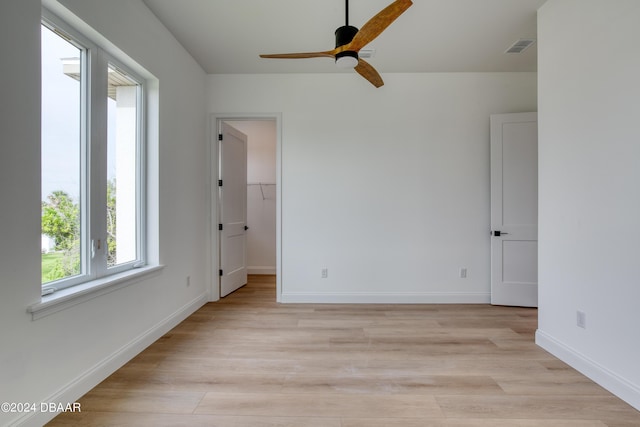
[41,25,83,284]
[107,64,140,268]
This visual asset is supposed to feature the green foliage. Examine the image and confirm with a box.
[41,191,79,251]
[106,179,117,266]
[41,252,63,282]
[43,248,80,283]
[41,180,117,283]
[41,191,80,283]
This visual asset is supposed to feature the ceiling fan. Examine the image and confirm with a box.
[259,0,413,88]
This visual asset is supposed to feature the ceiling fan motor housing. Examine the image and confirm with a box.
[335,25,358,47]
[335,25,359,67]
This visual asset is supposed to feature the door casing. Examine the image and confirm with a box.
[210,113,282,302]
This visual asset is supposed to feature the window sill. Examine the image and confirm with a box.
[28,265,164,320]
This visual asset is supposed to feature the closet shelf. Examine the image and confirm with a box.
[247,182,276,200]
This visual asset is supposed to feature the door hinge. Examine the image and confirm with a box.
[218,134,223,141]
[219,269,223,276]
[218,179,223,187]
[218,224,223,231]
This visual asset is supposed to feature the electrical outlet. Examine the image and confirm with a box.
[321,268,328,279]
[460,268,467,278]
[577,311,586,329]
[186,276,191,287]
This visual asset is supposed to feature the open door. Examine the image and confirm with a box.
[219,121,248,297]
[490,112,538,307]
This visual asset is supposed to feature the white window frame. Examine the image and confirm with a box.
[40,10,147,296]
[100,58,147,277]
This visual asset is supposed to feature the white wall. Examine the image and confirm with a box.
[0,1,209,425]
[226,120,277,275]
[208,72,537,302]
[536,0,640,410]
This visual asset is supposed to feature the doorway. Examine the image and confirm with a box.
[212,114,281,301]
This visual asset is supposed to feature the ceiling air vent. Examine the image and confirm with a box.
[359,48,376,59]
[505,38,536,54]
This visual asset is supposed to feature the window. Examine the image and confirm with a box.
[41,14,145,295]
[41,23,84,285]
[107,64,143,270]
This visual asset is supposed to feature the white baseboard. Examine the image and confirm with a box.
[13,293,208,427]
[536,329,640,411]
[280,292,491,304]
[247,266,276,275]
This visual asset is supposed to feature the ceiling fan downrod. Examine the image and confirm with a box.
[345,0,349,26]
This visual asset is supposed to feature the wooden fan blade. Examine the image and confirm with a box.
[260,50,337,59]
[355,59,384,88]
[347,0,412,52]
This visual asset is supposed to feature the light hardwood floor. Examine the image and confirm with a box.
[48,275,640,426]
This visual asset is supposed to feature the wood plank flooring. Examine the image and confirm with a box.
[48,275,640,426]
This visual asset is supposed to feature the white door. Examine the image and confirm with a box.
[490,112,538,307]
[219,122,248,297]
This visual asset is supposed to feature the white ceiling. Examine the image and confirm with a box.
[142,0,547,75]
